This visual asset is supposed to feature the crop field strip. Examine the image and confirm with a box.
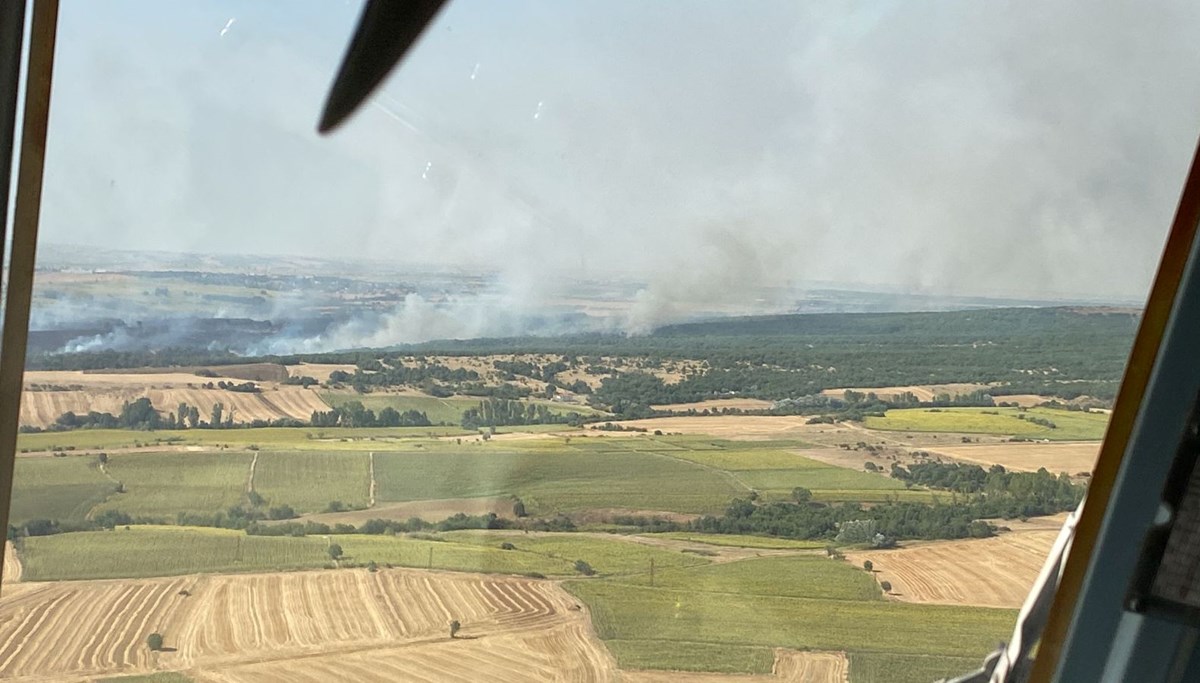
[9,457,118,525]
[622,649,848,682]
[19,386,331,429]
[862,407,1107,441]
[0,568,605,682]
[844,529,1060,608]
[251,451,371,512]
[94,453,254,517]
[568,553,1017,680]
[10,433,957,526]
[16,526,715,581]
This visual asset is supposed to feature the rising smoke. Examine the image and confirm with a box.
[31,1,1200,349]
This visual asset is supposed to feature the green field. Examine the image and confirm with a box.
[15,426,471,453]
[849,652,985,683]
[568,554,1016,675]
[252,451,370,512]
[94,452,253,517]
[613,555,881,601]
[9,456,117,524]
[17,526,710,581]
[441,531,708,575]
[11,431,950,523]
[374,449,745,514]
[322,392,605,426]
[864,407,1107,440]
[19,526,328,580]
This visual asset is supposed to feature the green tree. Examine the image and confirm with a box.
[791,487,813,504]
[449,619,461,638]
[211,402,224,427]
[880,580,892,593]
[863,560,873,572]
[574,560,595,576]
[328,543,343,560]
[146,633,164,651]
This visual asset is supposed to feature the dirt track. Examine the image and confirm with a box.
[1,543,19,584]
[0,568,615,682]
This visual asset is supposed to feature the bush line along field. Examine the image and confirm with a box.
[15,526,706,581]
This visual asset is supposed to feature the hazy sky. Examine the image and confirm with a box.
[37,0,1200,305]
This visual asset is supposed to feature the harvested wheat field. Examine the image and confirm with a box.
[650,398,775,413]
[624,649,847,682]
[845,525,1062,608]
[603,415,826,440]
[0,568,611,682]
[192,622,614,682]
[927,442,1100,474]
[821,384,989,403]
[19,386,329,429]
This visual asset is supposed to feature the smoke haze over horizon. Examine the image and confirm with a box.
[32,0,1200,342]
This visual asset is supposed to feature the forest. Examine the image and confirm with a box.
[26,307,1136,408]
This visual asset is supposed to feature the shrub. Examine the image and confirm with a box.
[574,560,595,576]
[146,633,164,651]
[880,580,892,593]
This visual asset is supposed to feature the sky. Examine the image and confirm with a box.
[35,0,1200,310]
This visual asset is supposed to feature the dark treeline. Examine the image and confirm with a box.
[311,400,431,428]
[658,466,1084,543]
[9,509,577,542]
[460,398,583,429]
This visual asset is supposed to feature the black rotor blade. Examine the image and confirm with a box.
[319,0,447,134]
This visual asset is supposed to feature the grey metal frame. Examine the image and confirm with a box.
[1052,201,1200,680]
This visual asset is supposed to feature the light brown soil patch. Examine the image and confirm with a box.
[2,542,20,584]
[286,363,356,381]
[601,416,825,440]
[992,394,1052,408]
[0,568,614,681]
[624,649,847,682]
[926,442,1100,474]
[651,398,775,412]
[845,522,1064,608]
[80,364,289,382]
[821,384,988,402]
